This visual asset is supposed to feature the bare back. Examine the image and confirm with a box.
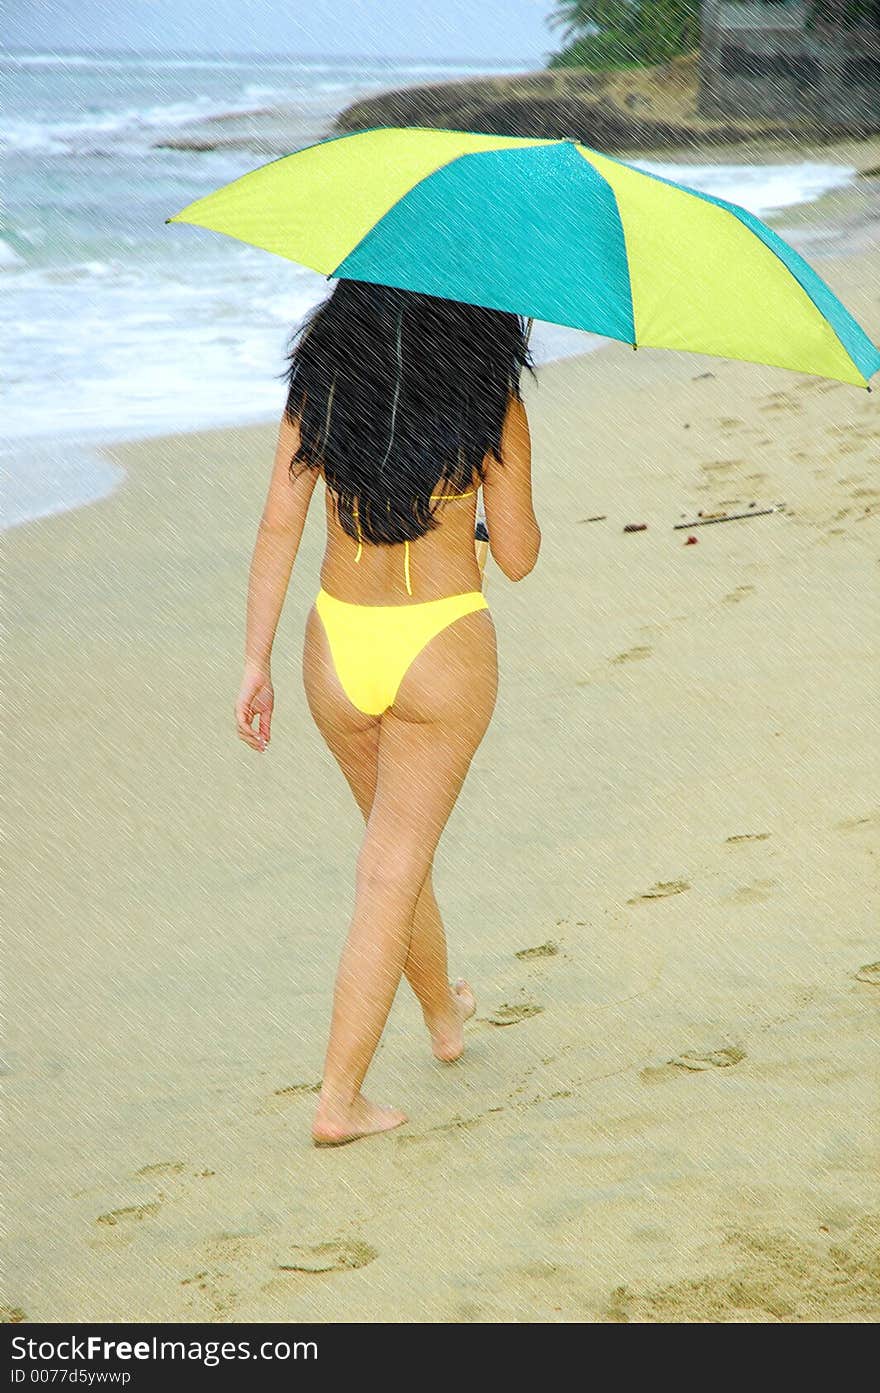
[317,391,539,602]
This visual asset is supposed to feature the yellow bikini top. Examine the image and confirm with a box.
[351,485,478,595]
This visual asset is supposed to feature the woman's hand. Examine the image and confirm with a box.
[235,661,274,752]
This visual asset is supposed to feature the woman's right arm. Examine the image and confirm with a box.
[481,392,541,581]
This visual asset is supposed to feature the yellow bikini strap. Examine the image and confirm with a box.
[404,539,412,595]
[353,493,413,594]
[353,495,363,564]
[429,486,478,500]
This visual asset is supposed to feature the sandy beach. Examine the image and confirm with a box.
[4,140,880,1324]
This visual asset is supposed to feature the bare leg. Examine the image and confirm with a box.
[404,871,476,1061]
[312,814,479,1143]
[312,869,417,1145]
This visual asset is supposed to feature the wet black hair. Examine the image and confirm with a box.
[280,278,536,547]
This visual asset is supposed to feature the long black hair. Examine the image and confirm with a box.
[280,279,536,547]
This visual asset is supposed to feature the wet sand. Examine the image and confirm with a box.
[4,141,879,1323]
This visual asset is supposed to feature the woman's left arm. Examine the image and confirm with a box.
[236,413,319,751]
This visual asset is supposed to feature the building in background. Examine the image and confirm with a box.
[698,0,880,130]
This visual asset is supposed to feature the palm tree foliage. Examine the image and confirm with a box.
[547,1,701,70]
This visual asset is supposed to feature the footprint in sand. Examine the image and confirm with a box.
[627,879,689,904]
[276,1240,377,1274]
[180,1265,238,1319]
[854,963,880,986]
[136,1161,215,1182]
[515,941,559,961]
[396,1113,484,1151]
[255,1080,322,1116]
[725,832,771,844]
[90,1162,213,1246]
[835,811,879,832]
[668,1046,746,1071]
[0,1307,26,1324]
[485,1002,544,1026]
[700,459,744,474]
[182,1277,236,1318]
[722,585,755,604]
[759,392,798,412]
[201,1233,260,1265]
[640,1046,745,1084]
[181,1244,248,1317]
[179,1232,267,1318]
[95,1202,162,1228]
[728,879,777,904]
[610,645,652,665]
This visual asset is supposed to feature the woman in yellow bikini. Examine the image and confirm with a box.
[235,281,540,1147]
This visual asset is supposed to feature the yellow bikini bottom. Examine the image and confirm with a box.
[314,587,490,717]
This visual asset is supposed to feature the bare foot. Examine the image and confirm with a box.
[425,978,477,1063]
[312,1093,407,1148]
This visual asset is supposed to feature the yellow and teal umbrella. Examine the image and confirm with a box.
[166,125,879,391]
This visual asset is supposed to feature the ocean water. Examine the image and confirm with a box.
[1,48,860,529]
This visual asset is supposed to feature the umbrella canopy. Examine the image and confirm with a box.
[167,126,879,390]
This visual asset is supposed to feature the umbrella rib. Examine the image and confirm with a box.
[568,144,638,349]
[574,145,877,388]
[327,136,567,279]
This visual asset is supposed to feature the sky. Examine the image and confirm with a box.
[2,0,555,63]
